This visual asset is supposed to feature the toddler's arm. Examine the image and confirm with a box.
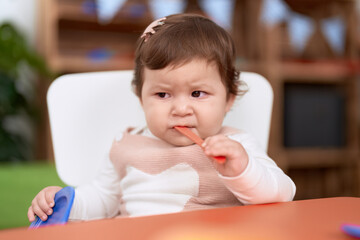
[27,186,63,222]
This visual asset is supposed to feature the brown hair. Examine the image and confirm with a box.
[132,13,244,98]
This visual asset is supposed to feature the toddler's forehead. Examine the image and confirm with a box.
[142,60,224,90]
[143,58,219,73]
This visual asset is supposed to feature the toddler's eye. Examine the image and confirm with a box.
[157,92,169,98]
[191,91,205,98]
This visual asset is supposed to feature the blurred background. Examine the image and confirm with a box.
[0,0,359,229]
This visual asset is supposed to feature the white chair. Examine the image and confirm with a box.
[47,70,273,186]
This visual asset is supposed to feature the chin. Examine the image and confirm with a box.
[167,138,194,147]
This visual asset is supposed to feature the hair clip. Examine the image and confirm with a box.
[141,17,166,42]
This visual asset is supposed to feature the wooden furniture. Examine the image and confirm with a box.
[1,197,360,239]
[234,0,360,199]
[37,0,153,73]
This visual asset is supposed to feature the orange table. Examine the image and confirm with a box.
[1,197,359,240]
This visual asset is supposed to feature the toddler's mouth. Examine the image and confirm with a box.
[173,125,194,130]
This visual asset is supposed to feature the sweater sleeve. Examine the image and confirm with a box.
[69,156,121,220]
[218,132,296,205]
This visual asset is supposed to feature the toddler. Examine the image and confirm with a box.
[28,13,295,222]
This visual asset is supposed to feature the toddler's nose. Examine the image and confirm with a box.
[171,97,193,116]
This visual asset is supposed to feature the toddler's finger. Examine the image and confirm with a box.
[45,190,56,208]
[31,203,48,221]
[27,207,35,222]
[203,140,227,156]
[203,135,226,148]
[36,193,53,216]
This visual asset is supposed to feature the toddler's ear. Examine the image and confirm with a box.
[225,94,236,113]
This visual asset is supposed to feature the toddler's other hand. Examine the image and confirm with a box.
[203,135,249,177]
[28,186,63,222]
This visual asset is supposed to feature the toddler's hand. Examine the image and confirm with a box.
[28,186,63,222]
[202,135,249,177]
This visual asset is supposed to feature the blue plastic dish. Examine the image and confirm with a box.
[342,224,360,238]
[29,186,75,229]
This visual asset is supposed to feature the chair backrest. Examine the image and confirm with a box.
[47,70,273,186]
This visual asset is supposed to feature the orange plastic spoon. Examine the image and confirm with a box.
[174,126,226,163]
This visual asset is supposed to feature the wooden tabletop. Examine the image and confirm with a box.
[1,197,359,240]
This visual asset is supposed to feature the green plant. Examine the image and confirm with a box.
[0,22,52,162]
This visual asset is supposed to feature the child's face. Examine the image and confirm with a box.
[140,59,235,146]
